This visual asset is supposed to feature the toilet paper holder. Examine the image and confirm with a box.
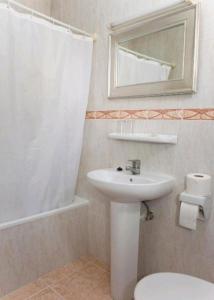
[179,192,212,221]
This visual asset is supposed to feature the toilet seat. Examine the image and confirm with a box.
[134,273,214,300]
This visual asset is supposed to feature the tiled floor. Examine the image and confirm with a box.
[1,257,112,300]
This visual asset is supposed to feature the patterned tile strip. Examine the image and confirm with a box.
[86,109,214,120]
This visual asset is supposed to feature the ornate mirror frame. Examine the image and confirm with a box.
[108,1,200,99]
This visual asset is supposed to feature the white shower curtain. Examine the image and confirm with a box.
[0,4,93,223]
[117,49,171,86]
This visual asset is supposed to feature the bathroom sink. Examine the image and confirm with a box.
[87,168,176,300]
[87,168,175,202]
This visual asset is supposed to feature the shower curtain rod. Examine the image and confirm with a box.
[1,0,96,40]
[119,46,176,68]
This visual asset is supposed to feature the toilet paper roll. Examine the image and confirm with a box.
[186,173,211,196]
[179,202,199,230]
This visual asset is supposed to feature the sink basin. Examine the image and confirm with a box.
[87,168,175,202]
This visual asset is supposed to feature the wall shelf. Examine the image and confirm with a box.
[108,133,177,144]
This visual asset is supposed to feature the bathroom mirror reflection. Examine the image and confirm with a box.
[117,23,185,87]
[108,2,199,98]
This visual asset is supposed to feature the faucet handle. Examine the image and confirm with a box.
[128,159,141,168]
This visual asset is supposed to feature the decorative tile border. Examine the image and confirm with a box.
[86,109,214,120]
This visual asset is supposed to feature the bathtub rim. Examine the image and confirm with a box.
[0,196,89,231]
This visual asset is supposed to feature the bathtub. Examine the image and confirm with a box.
[0,195,89,297]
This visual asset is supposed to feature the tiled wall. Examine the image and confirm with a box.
[0,204,88,297]
[14,0,52,15]
[79,119,214,280]
[51,0,214,283]
[49,0,214,282]
[52,0,214,111]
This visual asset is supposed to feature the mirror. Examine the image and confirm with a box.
[108,2,199,98]
[117,23,185,86]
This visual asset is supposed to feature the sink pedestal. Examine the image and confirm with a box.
[111,201,141,300]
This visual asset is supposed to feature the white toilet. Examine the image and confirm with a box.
[134,273,214,300]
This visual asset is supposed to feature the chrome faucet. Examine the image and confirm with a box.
[125,159,141,175]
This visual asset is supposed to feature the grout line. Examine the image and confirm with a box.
[25,287,48,300]
[3,257,111,300]
[49,286,65,299]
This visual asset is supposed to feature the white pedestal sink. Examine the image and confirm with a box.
[87,169,175,300]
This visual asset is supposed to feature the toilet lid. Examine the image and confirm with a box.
[134,273,214,300]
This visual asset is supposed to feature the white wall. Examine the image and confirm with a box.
[52,0,214,110]
[0,204,88,296]
[15,0,51,15]
[52,0,214,282]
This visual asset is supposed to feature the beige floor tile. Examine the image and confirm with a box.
[2,257,112,300]
[39,267,68,286]
[83,256,110,272]
[1,280,46,300]
[53,269,111,300]
[52,275,94,298]
[87,285,113,300]
[29,288,62,300]
[80,262,106,279]
[61,258,88,277]
[93,260,110,272]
